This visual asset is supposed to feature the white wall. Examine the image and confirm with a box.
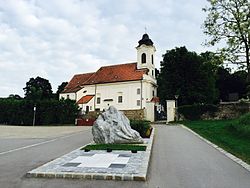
[59,93,76,100]
[166,100,176,122]
[145,102,155,122]
[94,81,142,111]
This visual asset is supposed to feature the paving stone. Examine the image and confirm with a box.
[123,175,133,181]
[55,173,64,178]
[93,175,105,180]
[63,163,81,167]
[85,174,92,179]
[115,175,122,181]
[105,175,113,180]
[26,128,155,181]
[109,164,126,168]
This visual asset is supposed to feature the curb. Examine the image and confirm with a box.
[181,125,250,172]
[26,128,155,181]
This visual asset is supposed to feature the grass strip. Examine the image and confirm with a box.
[81,144,146,151]
[182,120,250,164]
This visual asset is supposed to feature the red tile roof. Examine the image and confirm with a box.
[77,95,95,104]
[151,97,160,103]
[62,63,148,93]
[85,63,147,85]
[62,73,94,93]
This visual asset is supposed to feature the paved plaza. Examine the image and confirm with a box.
[27,128,154,181]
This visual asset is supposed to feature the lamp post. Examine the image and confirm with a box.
[174,95,179,121]
[33,105,36,126]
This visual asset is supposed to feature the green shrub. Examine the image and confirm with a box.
[178,104,218,120]
[231,113,250,138]
[130,120,151,138]
[81,144,146,151]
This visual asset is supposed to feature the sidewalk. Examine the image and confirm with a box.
[147,125,250,188]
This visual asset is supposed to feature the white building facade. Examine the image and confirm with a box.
[60,34,159,121]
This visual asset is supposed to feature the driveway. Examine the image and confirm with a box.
[0,125,249,188]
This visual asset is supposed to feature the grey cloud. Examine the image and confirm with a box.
[0,0,214,97]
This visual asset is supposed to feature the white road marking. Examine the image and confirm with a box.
[0,130,89,156]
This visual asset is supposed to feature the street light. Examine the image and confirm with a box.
[174,95,179,121]
[33,105,36,126]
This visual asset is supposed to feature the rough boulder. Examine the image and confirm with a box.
[92,106,144,144]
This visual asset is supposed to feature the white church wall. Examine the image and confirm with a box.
[76,85,96,101]
[59,93,76,100]
[94,81,142,111]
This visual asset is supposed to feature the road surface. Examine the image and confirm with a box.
[0,125,249,188]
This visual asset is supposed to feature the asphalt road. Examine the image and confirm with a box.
[0,125,249,188]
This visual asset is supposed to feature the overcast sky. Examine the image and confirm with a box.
[0,0,216,97]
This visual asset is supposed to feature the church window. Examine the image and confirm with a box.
[153,90,155,97]
[152,70,154,77]
[118,96,123,103]
[137,88,140,95]
[151,55,154,64]
[141,53,146,64]
[67,94,69,99]
[97,97,101,104]
[137,100,141,106]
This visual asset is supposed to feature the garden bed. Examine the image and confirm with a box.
[81,143,146,151]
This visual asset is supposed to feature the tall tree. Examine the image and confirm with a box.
[23,76,53,101]
[158,47,217,106]
[203,0,250,79]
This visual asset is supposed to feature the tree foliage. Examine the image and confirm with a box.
[216,67,247,101]
[157,47,218,106]
[0,98,79,125]
[56,82,68,98]
[23,76,53,101]
[203,0,250,78]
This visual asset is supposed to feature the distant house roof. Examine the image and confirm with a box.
[62,63,148,93]
[151,97,159,103]
[77,95,95,104]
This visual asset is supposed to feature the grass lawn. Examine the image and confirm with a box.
[182,119,250,164]
[81,144,146,151]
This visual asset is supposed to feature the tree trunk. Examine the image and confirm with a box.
[245,46,250,98]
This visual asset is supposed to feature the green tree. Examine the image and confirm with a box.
[56,82,68,98]
[23,76,53,101]
[158,47,217,106]
[8,94,22,100]
[216,67,247,101]
[203,0,250,79]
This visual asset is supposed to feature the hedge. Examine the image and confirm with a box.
[0,98,79,125]
[178,104,218,120]
[130,119,151,138]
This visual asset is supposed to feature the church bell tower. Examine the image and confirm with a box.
[136,33,156,78]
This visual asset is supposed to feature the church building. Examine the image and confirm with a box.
[59,33,159,121]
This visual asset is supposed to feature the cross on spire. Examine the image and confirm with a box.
[144,26,147,34]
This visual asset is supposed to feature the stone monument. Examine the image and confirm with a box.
[92,106,144,144]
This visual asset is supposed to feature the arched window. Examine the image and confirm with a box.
[141,53,146,64]
[151,55,154,64]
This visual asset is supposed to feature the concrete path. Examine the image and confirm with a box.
[148,125,250,188]
[0,125,249,188]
